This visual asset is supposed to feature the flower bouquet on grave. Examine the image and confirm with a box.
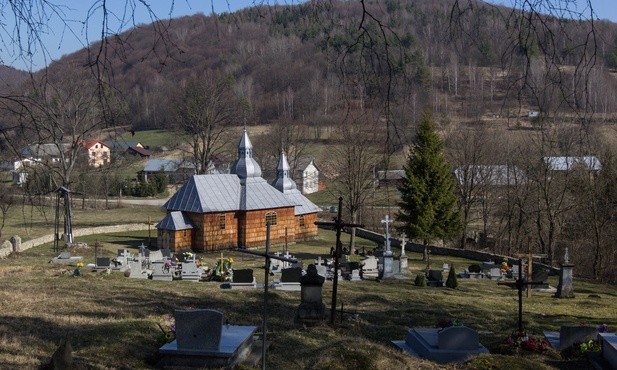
[499,332,550,355]
[213,257,233,282]
[500,257,510,273]
[563,324,608,359]
[156,314,176,345]
[73,262,84,277]
[163,260,173,272]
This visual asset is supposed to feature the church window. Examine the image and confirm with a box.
[265,212,277,226]
[219,214,226,230]
[299,215,305,228]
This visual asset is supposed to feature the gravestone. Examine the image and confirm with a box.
[158,309,258,369]
[426,270,444,287]
[161,248,172,259]
[10,235,22,252]
[443,263,450,272]
[128,260,148,279]
[314,256,328,278]
[181,262,203,282]
[95,257,111,270]
[151,261,174,281]
[532,269,550,289]
[349,269,361,281]
[393,326,489,363]
[555,263,575,298]
[379,215,395,279]
[50,250,84,265]
[149,250,163,262]
[543,325,599,351]
[269,252,283,274]
[273,267,302,291]
[361,256,379,278]
[295,264,326,325]
[488,267,502,280]
[229,269,256,289]
[598,333,617,370]
[114,249,133,271]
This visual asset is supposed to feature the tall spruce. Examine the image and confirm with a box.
[397,111,461,257]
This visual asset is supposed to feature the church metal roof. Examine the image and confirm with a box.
[156,211,194,230]
[163,174,296,212]
[161,130,320,215]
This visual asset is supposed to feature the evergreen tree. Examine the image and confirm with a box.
[397,111,461,256]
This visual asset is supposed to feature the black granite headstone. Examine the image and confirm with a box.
[281,267,302,283]
[232,269,254,283]
[96,257,111,267]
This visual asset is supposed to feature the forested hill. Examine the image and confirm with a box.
[8,0,617,130]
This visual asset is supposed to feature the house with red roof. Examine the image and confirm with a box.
[79,140,110,167]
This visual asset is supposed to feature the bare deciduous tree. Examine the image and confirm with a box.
[176,71,241,174]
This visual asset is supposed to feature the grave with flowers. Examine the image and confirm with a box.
[543,324,604,352]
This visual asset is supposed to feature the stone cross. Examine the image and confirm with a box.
[400,235,406,256]
[564,247,570,264]
[381,215,393,254]
[315,256,324,266]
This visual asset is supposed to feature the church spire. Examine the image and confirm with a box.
[231,128,262,182]
[271,151,297,192]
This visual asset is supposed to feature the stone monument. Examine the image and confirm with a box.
[295,264,326,325]
[555,247,574,298]
[158,309,258,368]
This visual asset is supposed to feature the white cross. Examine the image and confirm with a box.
[316,256,324,266]
[400,235,406,256]
[381,215,392,252]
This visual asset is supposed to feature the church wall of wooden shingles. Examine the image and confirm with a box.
[186,212,239,252]
[241,207,296,247]
[157,229,192,252]
[294,213,319,240]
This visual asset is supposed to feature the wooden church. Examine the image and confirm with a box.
[156,130,321,252]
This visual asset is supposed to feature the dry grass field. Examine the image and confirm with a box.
[0,228,615,369]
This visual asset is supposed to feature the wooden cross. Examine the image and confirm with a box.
[315,197,363,325]
[514,246,548,298]
[498,259,546,335]
[237,222,297,370]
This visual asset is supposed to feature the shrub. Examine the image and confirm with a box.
[446,265,458,289]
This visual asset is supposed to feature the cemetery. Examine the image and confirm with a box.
[0,228,616,369]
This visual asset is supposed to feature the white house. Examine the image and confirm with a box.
[543,156,602,171]
[295,157,320,194]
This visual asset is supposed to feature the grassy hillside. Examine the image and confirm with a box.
[0,229,613,369]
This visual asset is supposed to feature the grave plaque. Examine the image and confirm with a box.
[175,309,223,351]
[228,269,256,289]
[96,257,111,268]
[233,269,254,283]
[158,309,258,368]
[281,267,302,283]
[393,326,489,363]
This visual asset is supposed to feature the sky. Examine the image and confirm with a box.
[0,0,615,72]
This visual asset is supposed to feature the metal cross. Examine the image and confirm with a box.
[315,197,363,325]
[498,259,546,336]
[237,222,297,370]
